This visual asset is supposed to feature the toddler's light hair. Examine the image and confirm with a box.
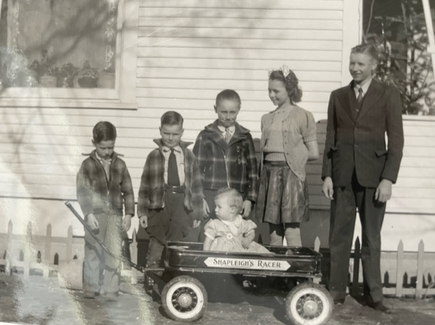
[215,188,243,213]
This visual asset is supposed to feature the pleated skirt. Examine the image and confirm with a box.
[256,163,309,224]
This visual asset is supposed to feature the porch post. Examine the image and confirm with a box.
[422,0,435,77]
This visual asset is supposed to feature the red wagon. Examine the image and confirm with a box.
[145,241,333,325]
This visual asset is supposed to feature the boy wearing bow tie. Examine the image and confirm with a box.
[138,111,205,270]
[77,121,135,300]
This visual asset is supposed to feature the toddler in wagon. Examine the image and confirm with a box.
[203,188,270,254]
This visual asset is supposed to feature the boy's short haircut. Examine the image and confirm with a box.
[93,121,117,143]
[215,89,241,107]
[351,43,379,62]
[161,111,184,127]
[215,188,243,213]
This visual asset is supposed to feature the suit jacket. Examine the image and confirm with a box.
[322,79,404,188]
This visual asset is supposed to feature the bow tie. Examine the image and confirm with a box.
[163,147,180,153]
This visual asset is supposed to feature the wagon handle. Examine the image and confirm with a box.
[64,201,145,273]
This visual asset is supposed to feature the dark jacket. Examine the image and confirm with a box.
[322,79,404,187]
[193,120,258,202]
[137,139,204,220]
[77,151,135,217]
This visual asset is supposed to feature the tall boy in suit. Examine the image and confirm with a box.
[322,44,404,313]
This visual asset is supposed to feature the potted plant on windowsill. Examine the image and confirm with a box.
[37,49,58,88]
[58,63,79,88]
[28,60,43,87]
[39,65,59,88]
[77,61,99,88]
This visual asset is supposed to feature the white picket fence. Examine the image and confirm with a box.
[0,220,139,284]
[1,220,435,298]
[348,237,435,298]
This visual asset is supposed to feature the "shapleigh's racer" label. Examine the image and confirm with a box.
[204,257,290,271]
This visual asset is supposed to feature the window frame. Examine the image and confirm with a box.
[0,0,138,109]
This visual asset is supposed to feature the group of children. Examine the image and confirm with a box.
[76,66,319,299]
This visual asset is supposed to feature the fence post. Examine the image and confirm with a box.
[43,224,52,278]
[416,240,424,299]
[66,226,73,260]
[313,236,321,284]
[23,222,32,278]
[396,240,404,297]
[351,237,361,296]
[130,229,138,285]
[5,220,12,275]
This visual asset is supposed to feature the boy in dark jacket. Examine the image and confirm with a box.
[322,44,403,312]
[138,111,205,269]
[193,89,258,240]
[77,121,134,300]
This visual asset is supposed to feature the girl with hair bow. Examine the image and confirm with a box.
[256,65,319,247]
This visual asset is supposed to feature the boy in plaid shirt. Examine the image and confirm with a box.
[138,111,205,269]
[193,89,258,240]
[77,121,134,300]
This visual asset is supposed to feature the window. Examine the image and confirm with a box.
[0,0,138,109]
[363,0,435,116]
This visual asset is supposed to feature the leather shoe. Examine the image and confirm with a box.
[368,301,391,314]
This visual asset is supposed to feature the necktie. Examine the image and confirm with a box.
[167,149,180,186]
[101,159,111,180]
[224,127,232,143]
[357,87,363,104]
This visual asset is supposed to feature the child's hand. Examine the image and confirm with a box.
[203,198,210,217]
[242,231,255,248]
[122,214,132,232]
[375,179,392,202]
[193,219,201,228]
[87,213,99,231]
[139,215,148,228]
[241,200,252,218]
[322,177,334,200]
[241,235,253,249]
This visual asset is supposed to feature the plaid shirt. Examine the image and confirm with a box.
[77,151,135,217]
[193,120,258,202]
[137,139,204,220]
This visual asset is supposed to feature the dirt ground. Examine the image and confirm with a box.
[0,273,434,325]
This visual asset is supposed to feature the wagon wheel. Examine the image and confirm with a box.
[161,275,208,322]
[285,282,333,325]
